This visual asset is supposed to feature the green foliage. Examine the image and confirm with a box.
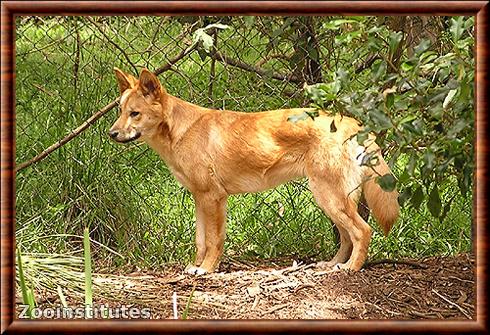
[305,16,474,221]
[16,248,36,318]
[287,110,319,123]
[376,174,397,192]
[182,284,197,320]
[15,16,472,274]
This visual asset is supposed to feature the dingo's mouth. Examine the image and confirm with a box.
[113,132,141,143]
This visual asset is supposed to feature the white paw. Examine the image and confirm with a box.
[332,262,354,271]
[185,265,207,276]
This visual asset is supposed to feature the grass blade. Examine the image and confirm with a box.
[16,247,35,318]
[83,227,93,318]
[182,284,196,320]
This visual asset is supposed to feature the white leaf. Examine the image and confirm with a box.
[192,24,230,52]
[206,23,230,30]
[443,89,458,109]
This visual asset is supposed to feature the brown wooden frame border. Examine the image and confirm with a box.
[1,1,488,334]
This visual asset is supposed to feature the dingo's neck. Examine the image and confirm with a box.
[145,95,209,163]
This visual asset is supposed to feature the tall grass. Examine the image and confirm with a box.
[16,248,36,318]
[15,17,473,274]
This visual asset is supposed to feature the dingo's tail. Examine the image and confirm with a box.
[362,154,400,235]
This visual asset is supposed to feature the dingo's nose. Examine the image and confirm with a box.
[109,130,119,139]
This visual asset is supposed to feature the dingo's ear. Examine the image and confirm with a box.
[114,68,136,94]
[139,69,162,100]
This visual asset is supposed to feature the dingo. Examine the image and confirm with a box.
[109,68,399,274]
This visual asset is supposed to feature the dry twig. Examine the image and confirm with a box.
[364,259,429,269]
[431,289,472,319]
[209,50,302,84]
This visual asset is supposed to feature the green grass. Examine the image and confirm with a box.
[15,16,473,275]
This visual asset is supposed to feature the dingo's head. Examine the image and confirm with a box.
[109,68,166,143]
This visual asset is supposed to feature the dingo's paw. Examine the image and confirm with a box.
[185,265,207,276]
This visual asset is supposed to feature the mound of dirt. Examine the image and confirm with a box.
[93,253,475,319]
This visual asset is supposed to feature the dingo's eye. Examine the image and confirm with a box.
[129,111,140,118]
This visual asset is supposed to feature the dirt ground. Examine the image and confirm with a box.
[83,253,475,320]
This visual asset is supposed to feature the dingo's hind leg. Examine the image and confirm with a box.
[308,175,371,271]
[316,225,353,269]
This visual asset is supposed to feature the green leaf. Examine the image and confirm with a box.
[26,289,36,313]
[427,185,442,218]
[450,17,464,42]
[398,114,417,125]
[385,92,394,110]
[388,31,403,55]
[411,186,424,210]
[372,60,387,82]
[423,150,436,172]
[17,248,35,318]
[447,119,468,138]
[414,39,431,55]
[431,104,443,120]
[400,61,414,72]
[369,109,393,130]
[288,111,315,123]
[407,152,417,176]
[398,187,412,206]
[376,174,397,192]
[243,16,255,28]
[439,195,456,222]
[398,167,410,183]
[324,18,360,30]
[182,284,197,320]
[356,131,369,145]
[464,17,474,30]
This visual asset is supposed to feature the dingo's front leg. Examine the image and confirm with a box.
[186,192,227,275]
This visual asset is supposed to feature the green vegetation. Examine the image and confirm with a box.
[15,16,473,290]
[16,248,36,318]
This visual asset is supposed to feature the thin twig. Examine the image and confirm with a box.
[209,50,302,84]
[255,53,292,67]
[363,301,403,316]
[364,259,429,269]
[32,83,55,97]
[207,29,218,103]
[431,289,472,319]
[73,19,81,94]
[86,17,139,74]
[16,44,197,172]
[261,303,289,316]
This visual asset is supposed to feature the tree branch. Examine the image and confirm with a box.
[209,50,302,84]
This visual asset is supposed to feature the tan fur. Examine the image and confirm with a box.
[109,68,400,274]
[363,153,400,236]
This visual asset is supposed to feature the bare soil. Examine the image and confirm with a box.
[87,253,476,320]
